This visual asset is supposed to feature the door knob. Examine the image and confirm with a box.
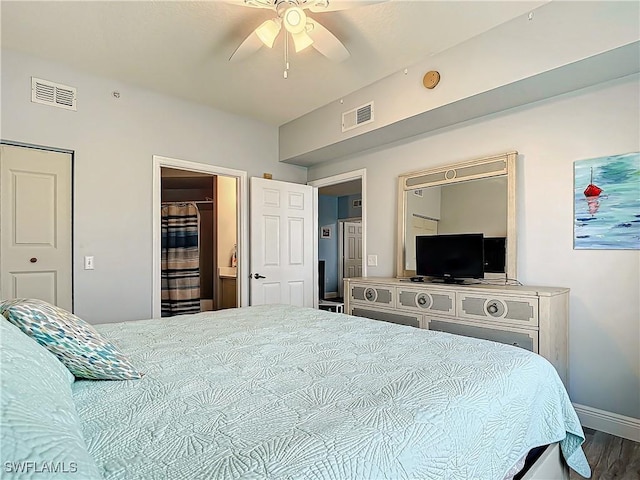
[29,257,38,263]
[253,273,266,279]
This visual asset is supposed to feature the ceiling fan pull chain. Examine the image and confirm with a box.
[284,32,290,79]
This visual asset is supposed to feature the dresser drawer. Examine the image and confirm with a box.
[396,287,455,317]
[350,306,421,329]
[424,317,538,353]
[349,283,395,308]
[456,292,539,328]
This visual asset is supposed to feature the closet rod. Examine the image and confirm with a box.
[161,196,214,205]
[161,200,213,204]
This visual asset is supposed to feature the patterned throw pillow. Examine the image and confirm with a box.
[0,298,142,380]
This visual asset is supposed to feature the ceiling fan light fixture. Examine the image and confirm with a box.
[283,7,307,34]
[230,0,353,66]
[291,30,314,52]
[255,19,281,48]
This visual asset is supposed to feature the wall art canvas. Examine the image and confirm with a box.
[574,152,639,250]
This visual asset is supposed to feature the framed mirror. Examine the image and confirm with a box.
[396,152,517,280]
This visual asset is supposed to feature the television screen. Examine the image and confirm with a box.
[416,233,484,282]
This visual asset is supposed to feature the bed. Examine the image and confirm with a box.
[2,303,590,479]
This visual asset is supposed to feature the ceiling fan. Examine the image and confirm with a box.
[229,0,382,69]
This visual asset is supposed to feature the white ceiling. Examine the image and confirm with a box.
[1,1,547,126]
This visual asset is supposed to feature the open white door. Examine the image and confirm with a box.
[0,145,72,310]
[250,177,316,307]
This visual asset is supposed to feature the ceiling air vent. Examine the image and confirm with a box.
[342,101,374,133]
[31,77,77,111]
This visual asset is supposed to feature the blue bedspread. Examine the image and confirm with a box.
[72,305,590,479]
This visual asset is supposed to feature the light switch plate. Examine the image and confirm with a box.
[84,256,94,270]
[367,254,378,267]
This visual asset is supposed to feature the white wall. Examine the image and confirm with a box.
[308,75,640,420]
[439,177,507,236]
[1,50,306,323]
[407,186,442,221]
[217,175,238,270]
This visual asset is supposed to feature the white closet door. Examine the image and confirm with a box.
[0,145,72,310]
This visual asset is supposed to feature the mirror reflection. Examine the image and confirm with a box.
[404,176,507,273]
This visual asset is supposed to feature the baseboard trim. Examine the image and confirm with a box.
[573,403,640,442]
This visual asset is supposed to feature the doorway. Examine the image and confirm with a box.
[309,169,366,303]
[152,156,248,318]
[339,220,363,298]
[0,143,73,311]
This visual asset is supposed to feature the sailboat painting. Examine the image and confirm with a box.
[574,152,640,250]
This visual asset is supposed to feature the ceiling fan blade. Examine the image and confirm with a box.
[229,30,264,62]
[304,0,386,13]
[306,18,349,62]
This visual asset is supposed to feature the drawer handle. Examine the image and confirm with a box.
[416,293,431,309]
[487,303,499,314]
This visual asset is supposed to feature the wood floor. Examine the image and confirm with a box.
[570,428,640,479]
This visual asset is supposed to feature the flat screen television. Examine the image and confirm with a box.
[416,233,484,283]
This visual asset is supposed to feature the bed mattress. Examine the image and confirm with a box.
[72,305,590,479]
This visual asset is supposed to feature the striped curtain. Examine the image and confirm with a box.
[161,203,201,317]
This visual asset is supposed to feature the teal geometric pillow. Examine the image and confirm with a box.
[0,298,142,381]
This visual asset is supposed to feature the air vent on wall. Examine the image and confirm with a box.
[31,77,77,111]
[342,101,374,133]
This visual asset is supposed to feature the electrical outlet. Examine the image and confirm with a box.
[367,254,378,267]
[84,256,94,270]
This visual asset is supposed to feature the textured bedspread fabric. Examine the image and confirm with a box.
[72,305,590,479]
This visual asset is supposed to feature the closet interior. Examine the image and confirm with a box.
[160,167,238,313]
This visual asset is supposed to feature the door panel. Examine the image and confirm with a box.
[15,172,57,245]
[0,145,72,310]
[263,282,281,304]
[263,216,280,265]
[12,271,57,303]
[288,218,304,264]
[250,177,315,307]
[288,281,304,307]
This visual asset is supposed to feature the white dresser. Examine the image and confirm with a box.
[344,277,569,386]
